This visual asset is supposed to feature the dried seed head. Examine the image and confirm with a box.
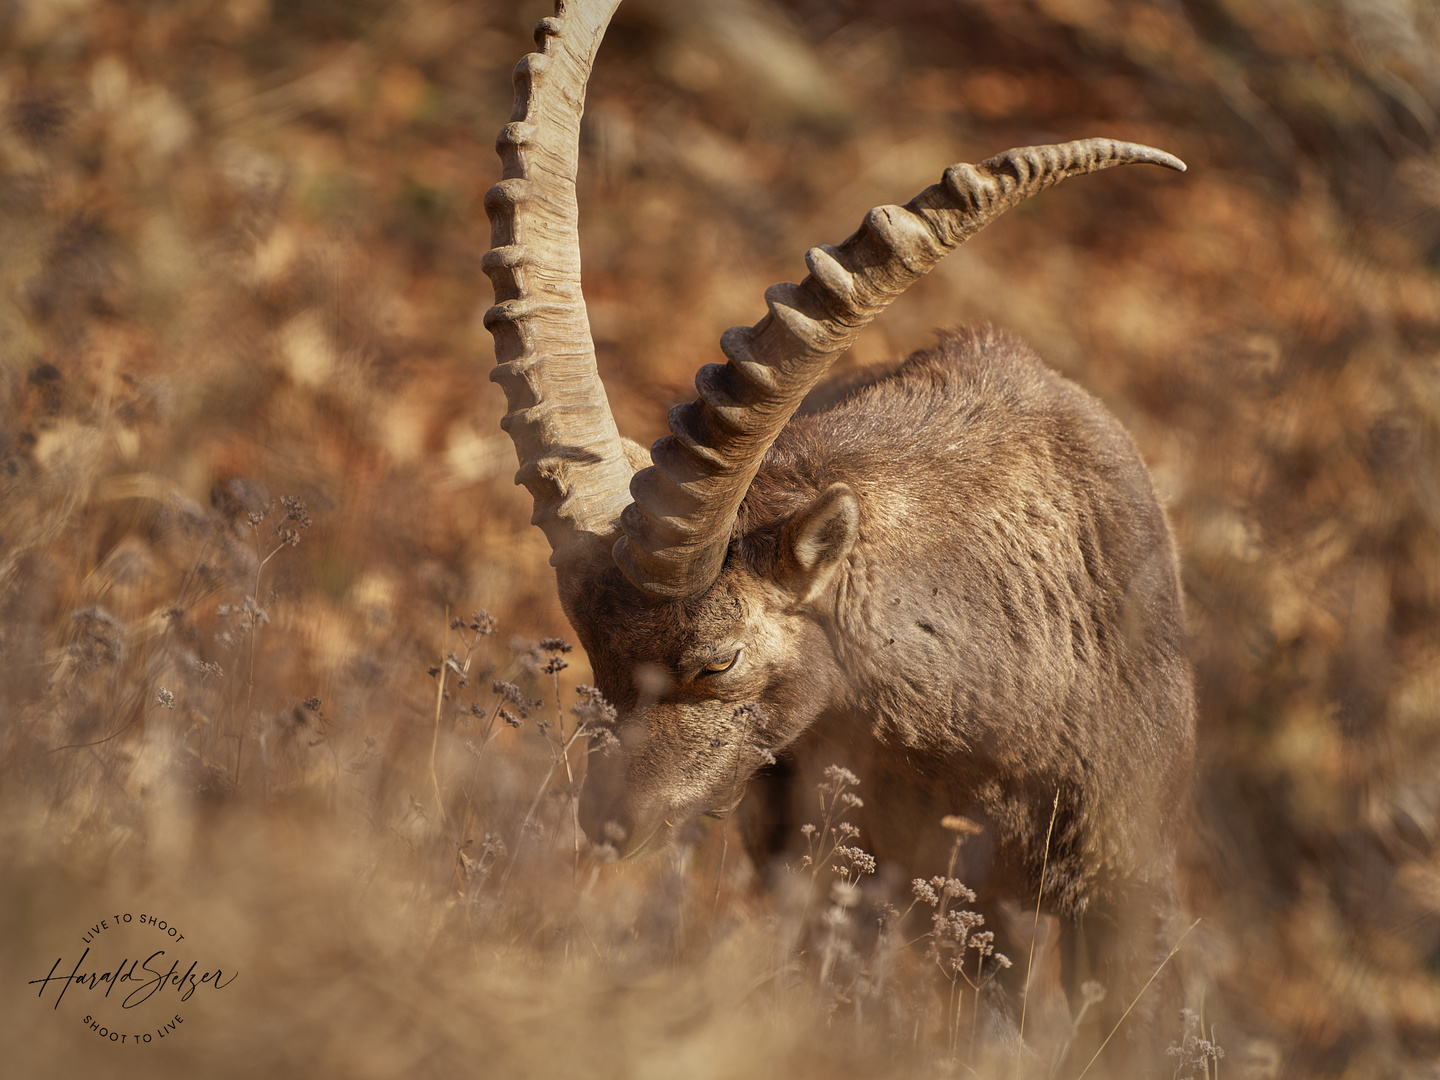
[492,680,527,708]
[572,687,618,727]
[587,727,620,754]
[272,496,313,547]
[731,702,769,729]
[936,908,983,945]
[830,880,862,908]
[832,846,876,876]
[941,814,983,836]
[941,879,977,904]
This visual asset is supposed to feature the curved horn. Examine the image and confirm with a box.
[613,138,1186,600]
[482,0,632,568]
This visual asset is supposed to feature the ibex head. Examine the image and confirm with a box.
[482,0,1185,857]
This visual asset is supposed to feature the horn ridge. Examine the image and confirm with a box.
[614,138,1186,600]
[482,0,632,570]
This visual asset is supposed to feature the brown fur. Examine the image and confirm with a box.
[569,326,1195,1060]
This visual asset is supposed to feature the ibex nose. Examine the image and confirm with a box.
[592,820,635,860]
[579,799,644,860]
[578,762,638,856]
[580,766,670,859]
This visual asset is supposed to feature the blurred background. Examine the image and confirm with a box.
[1,0,1437,1076]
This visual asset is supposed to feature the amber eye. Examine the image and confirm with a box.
[701,650,741,675]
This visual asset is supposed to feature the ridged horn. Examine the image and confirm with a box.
[613,138,1186,600]
[482,0,632,567]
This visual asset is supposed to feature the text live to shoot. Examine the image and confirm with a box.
[26,912,237,1046]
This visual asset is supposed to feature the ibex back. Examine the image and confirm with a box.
[482,0,1195,1062]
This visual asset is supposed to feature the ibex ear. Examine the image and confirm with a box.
[780,483,859,603]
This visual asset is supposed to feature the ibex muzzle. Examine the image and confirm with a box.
[483,0,1195,1060]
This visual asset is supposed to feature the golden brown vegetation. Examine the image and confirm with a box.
[2,0,1438,1076]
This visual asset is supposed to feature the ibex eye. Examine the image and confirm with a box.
[701,650,740,675]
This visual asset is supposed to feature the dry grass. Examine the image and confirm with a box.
[3,0,1439,1076]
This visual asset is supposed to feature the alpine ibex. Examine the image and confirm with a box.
[482,0,1195,1053]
